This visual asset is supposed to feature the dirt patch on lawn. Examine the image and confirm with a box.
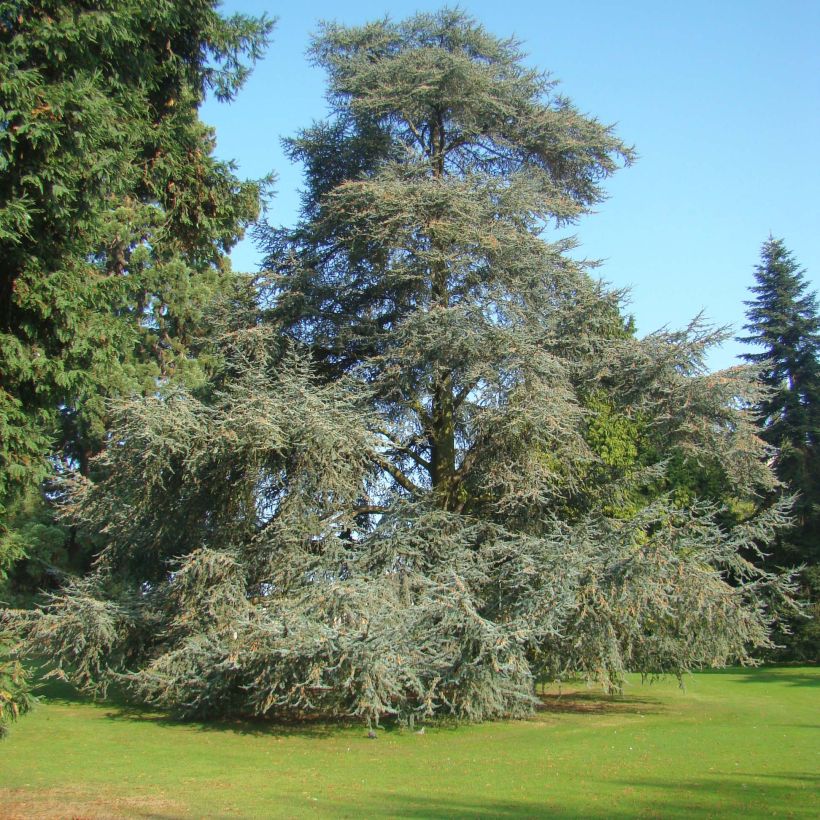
[0,787,186,819]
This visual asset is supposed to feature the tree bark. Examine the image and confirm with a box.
[428,113,457,510]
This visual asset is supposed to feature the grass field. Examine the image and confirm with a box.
[0,667,817,818]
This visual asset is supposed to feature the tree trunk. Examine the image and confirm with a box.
[428,113,457,510]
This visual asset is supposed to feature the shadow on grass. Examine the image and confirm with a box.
[102,703,354,738]
[352,771,820,818]
[536,689,664,716]
[695,665,820,688]
[601,771,820,818]
[36,672,667,737]
[35,666,815,740]
[33,673,354,739]
[346,794,586,818]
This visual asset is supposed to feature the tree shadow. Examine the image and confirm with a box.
[602,771,819,817]
[34,666,814,739]
[36,670,668,735]
[101,702,354,738]
[536,688,665,716]
[33,672,356,739]
[695,665,819,688]
[351,771,819,818]
[30,670,94,703]
[348,794,604,818]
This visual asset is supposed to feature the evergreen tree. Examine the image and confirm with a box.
[0,0,272,514]
[264,11,773,521]
[20,10,793,727]
[739,238,820,658]
[0,0,271,737]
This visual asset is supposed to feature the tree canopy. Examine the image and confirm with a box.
[9,9,796,728]
[0,0,271,512]
[740,238,820,504]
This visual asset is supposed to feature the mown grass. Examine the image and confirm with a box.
[0,667,817,818]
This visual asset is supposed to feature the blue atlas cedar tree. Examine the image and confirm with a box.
[15,9,795,728]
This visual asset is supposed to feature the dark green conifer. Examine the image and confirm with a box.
[0,0,271,513]
[739,238,820,658]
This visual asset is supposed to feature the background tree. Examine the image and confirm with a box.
[0,0,271,516]
[739,238,820,659]
[0,0,271,736]
[20,10,792,727]
[0,0,271,581]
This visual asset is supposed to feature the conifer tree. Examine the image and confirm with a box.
[0,0,270,737]
[19,10,793,727]
[0,0,271,514]
[261,8,789,684]
[264,10,773,521]
[739,238,820,658]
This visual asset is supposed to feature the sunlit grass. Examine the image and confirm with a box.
[1,667,817,817]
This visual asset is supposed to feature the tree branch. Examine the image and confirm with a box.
[376,429,432,471]
[403,114,427,152]
[454,377,480,411]
[371,454,424,495]
[352,504,389,516]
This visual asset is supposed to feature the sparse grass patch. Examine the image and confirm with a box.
[1,667,817,817]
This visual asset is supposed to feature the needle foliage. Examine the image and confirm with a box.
[740,238,820,658]
[0,0,271,736]
[16,9,795,727]
[0,0,271,511]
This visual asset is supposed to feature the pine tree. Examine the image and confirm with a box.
[19,10,793,727]
[739,238,820,658]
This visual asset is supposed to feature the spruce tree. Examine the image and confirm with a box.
[739,238,820,658]
[20,10,793,727]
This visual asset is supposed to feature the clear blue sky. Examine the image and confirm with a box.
[202,0,820,371]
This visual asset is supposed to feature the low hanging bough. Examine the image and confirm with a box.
[18,324,794,728]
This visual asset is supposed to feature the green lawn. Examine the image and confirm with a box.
[1,667,817,818]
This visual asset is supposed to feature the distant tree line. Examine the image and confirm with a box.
[0,3,814,736]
